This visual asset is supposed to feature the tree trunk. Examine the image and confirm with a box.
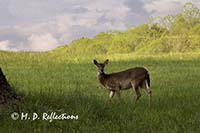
[0,68,18,104]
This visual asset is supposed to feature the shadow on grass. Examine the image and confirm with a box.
[0,89,149,131]
[1,86,200,132]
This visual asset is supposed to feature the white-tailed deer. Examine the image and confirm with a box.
[93,59,152,108]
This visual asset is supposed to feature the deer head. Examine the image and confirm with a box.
[93,59,109,74]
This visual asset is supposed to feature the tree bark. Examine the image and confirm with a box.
[0,68,18,104]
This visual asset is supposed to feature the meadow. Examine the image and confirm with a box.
[0,51,200,132]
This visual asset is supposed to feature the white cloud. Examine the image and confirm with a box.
[0,0,133,51]
[0,40,16,51]
[27,33,59,51]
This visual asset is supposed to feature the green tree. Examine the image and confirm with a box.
[182,2,200,28]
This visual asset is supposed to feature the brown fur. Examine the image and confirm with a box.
[94,59,152,108]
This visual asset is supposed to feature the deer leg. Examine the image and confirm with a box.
[131,81,141,104]
[108,91,115,102]
[144,80,152,109]
[116,89,121,100]
[134,87,141,104]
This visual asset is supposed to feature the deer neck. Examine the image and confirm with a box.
[97,72,107,86]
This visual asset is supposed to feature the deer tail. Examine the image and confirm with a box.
[146,71,150,87]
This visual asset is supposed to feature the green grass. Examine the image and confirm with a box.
[0,51,200,132]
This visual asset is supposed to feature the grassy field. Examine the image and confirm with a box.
[0,51,200,132]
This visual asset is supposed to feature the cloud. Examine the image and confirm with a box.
[124,0,150,26]
[26,33,59,51]
[0,0,200,51]
[0,40,16,51]
[0,0,134,51]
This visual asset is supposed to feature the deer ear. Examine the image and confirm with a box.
[93,60,98,65]
[104,59,109,65]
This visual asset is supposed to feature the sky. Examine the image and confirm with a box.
[0,0,199,51]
